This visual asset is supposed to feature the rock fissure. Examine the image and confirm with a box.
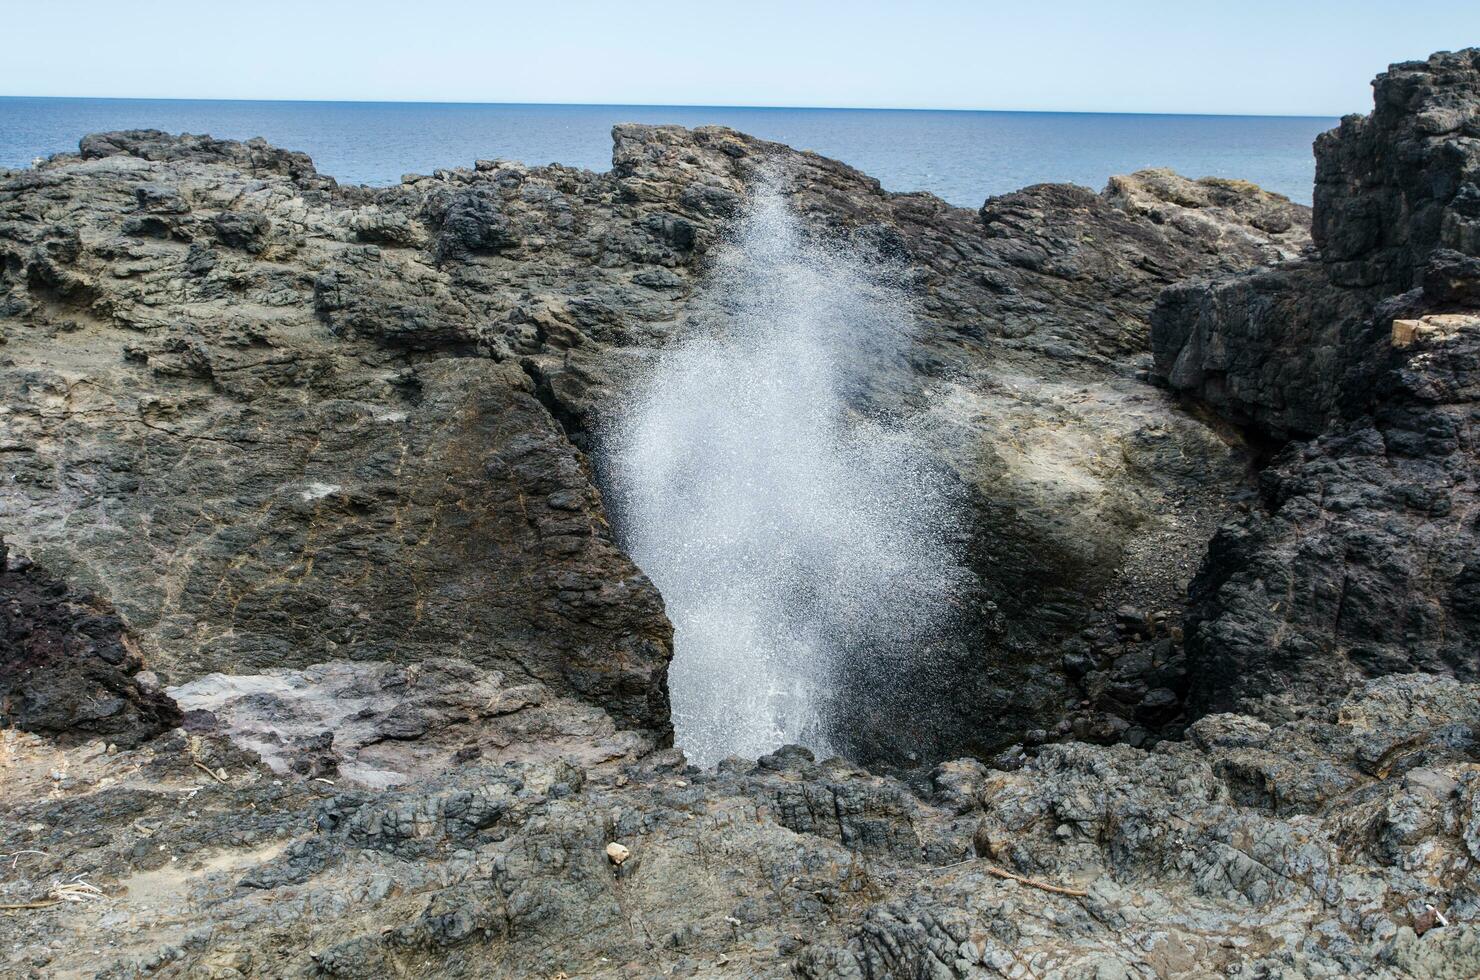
[1,48,1479,979]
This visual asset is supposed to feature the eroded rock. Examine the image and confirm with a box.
[3,45,1477,980]
[1153,47,1480,716]
[1,115,1305,762]
[0,675,1472,977]
[0,536,181,746]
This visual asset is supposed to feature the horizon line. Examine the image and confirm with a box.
[0,93,1347,121]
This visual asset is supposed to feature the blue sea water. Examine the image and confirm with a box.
[0,97,1337,206]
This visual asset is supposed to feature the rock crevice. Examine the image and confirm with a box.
[2,48,1478,978]
[2,117,1308,761]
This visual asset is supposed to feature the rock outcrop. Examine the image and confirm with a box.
[0,119,1309,763]
[0,672,1474,977]
[1,133,675,740]
[1153,49,1480,717]
[2,46,1477,979]
[1155,49,1480,437]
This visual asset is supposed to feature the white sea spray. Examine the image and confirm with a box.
[604,177,966,766]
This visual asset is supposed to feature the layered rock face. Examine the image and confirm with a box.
[1,131,674,738]
[1153,49,1480,717]
[2,121,1306,760]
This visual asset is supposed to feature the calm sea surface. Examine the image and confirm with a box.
[0,97,1337,206]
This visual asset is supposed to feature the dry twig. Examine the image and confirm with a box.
[3,850,45,869]
[50,876,105,904]
[981,863,1088,897]
[192,761,229,783]
[0,875,106,913]
[0,899,62,912]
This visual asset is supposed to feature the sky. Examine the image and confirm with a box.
[3,1,1478,116]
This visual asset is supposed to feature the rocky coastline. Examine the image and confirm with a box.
[1,49,1477,978]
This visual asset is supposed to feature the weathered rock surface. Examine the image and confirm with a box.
[0,535,181,746]
[4,46,1477,979]
[1,119,1304,762]
[1155,49,1480,437]
[169,658,652,787]
[1154,49,1480,717]
[0,133,674,739]
[0,674,1474,977]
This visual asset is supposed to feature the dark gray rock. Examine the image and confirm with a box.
[2,673,1472,977]
[0,536,181,746]
[1154,48,1480,717]
[9,49,1478,978]
[0,118,1305,764]
[1314,49,1480,292]
[210,210,270,251]
[1152,261,1382,438]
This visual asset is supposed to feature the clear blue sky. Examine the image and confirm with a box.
[4,1,1477,115]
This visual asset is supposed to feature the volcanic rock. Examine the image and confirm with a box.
[1,45,1476,979]
[0,536,181,746]
[0,672,1473,976]
[1,115,1304,762]
[1154,48,1480,717]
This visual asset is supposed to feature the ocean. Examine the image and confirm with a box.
[0,97,1337,207]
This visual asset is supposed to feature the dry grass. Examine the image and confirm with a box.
[0,874,107,913]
